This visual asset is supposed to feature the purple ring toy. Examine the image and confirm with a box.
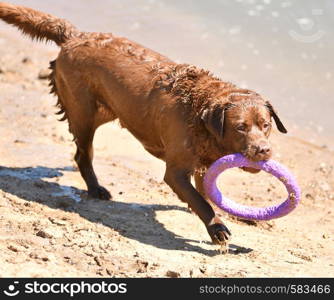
[203,153,301,220]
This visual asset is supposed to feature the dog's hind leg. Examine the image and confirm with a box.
[51,59,113,200]
[73,123,112,200]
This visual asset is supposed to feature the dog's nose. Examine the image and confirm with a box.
[257,145,271,155]
[254,144,271,160]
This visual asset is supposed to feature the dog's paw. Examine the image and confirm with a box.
[88,186,112,200]
[207,221,231,245]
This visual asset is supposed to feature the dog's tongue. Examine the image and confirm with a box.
[241,167,261,174]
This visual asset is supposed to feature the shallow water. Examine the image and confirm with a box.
[3,0,334,146]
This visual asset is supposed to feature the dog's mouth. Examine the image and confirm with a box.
[240,148,264,173]
[240,166,261,174]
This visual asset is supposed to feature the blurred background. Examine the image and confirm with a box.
[1,0,333,148]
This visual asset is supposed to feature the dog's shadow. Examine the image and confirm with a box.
[0,165,252,256]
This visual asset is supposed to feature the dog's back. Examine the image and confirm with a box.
[55,34,175,144]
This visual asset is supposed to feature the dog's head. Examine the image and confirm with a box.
[201,92,287,172]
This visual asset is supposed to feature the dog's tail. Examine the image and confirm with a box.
[0,2,78,46]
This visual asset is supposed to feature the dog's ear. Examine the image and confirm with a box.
[265,101,288,133]
[201,103,231,139]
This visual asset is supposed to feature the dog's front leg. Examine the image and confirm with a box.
[164,166,231,244]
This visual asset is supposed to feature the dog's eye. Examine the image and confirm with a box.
[263,122,271,130]
[236,124,247,132]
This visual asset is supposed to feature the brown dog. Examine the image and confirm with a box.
[0,3,287,245]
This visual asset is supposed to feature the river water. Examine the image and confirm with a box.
[3,0,334,147]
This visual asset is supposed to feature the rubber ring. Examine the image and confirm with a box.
[203,153,301,220]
